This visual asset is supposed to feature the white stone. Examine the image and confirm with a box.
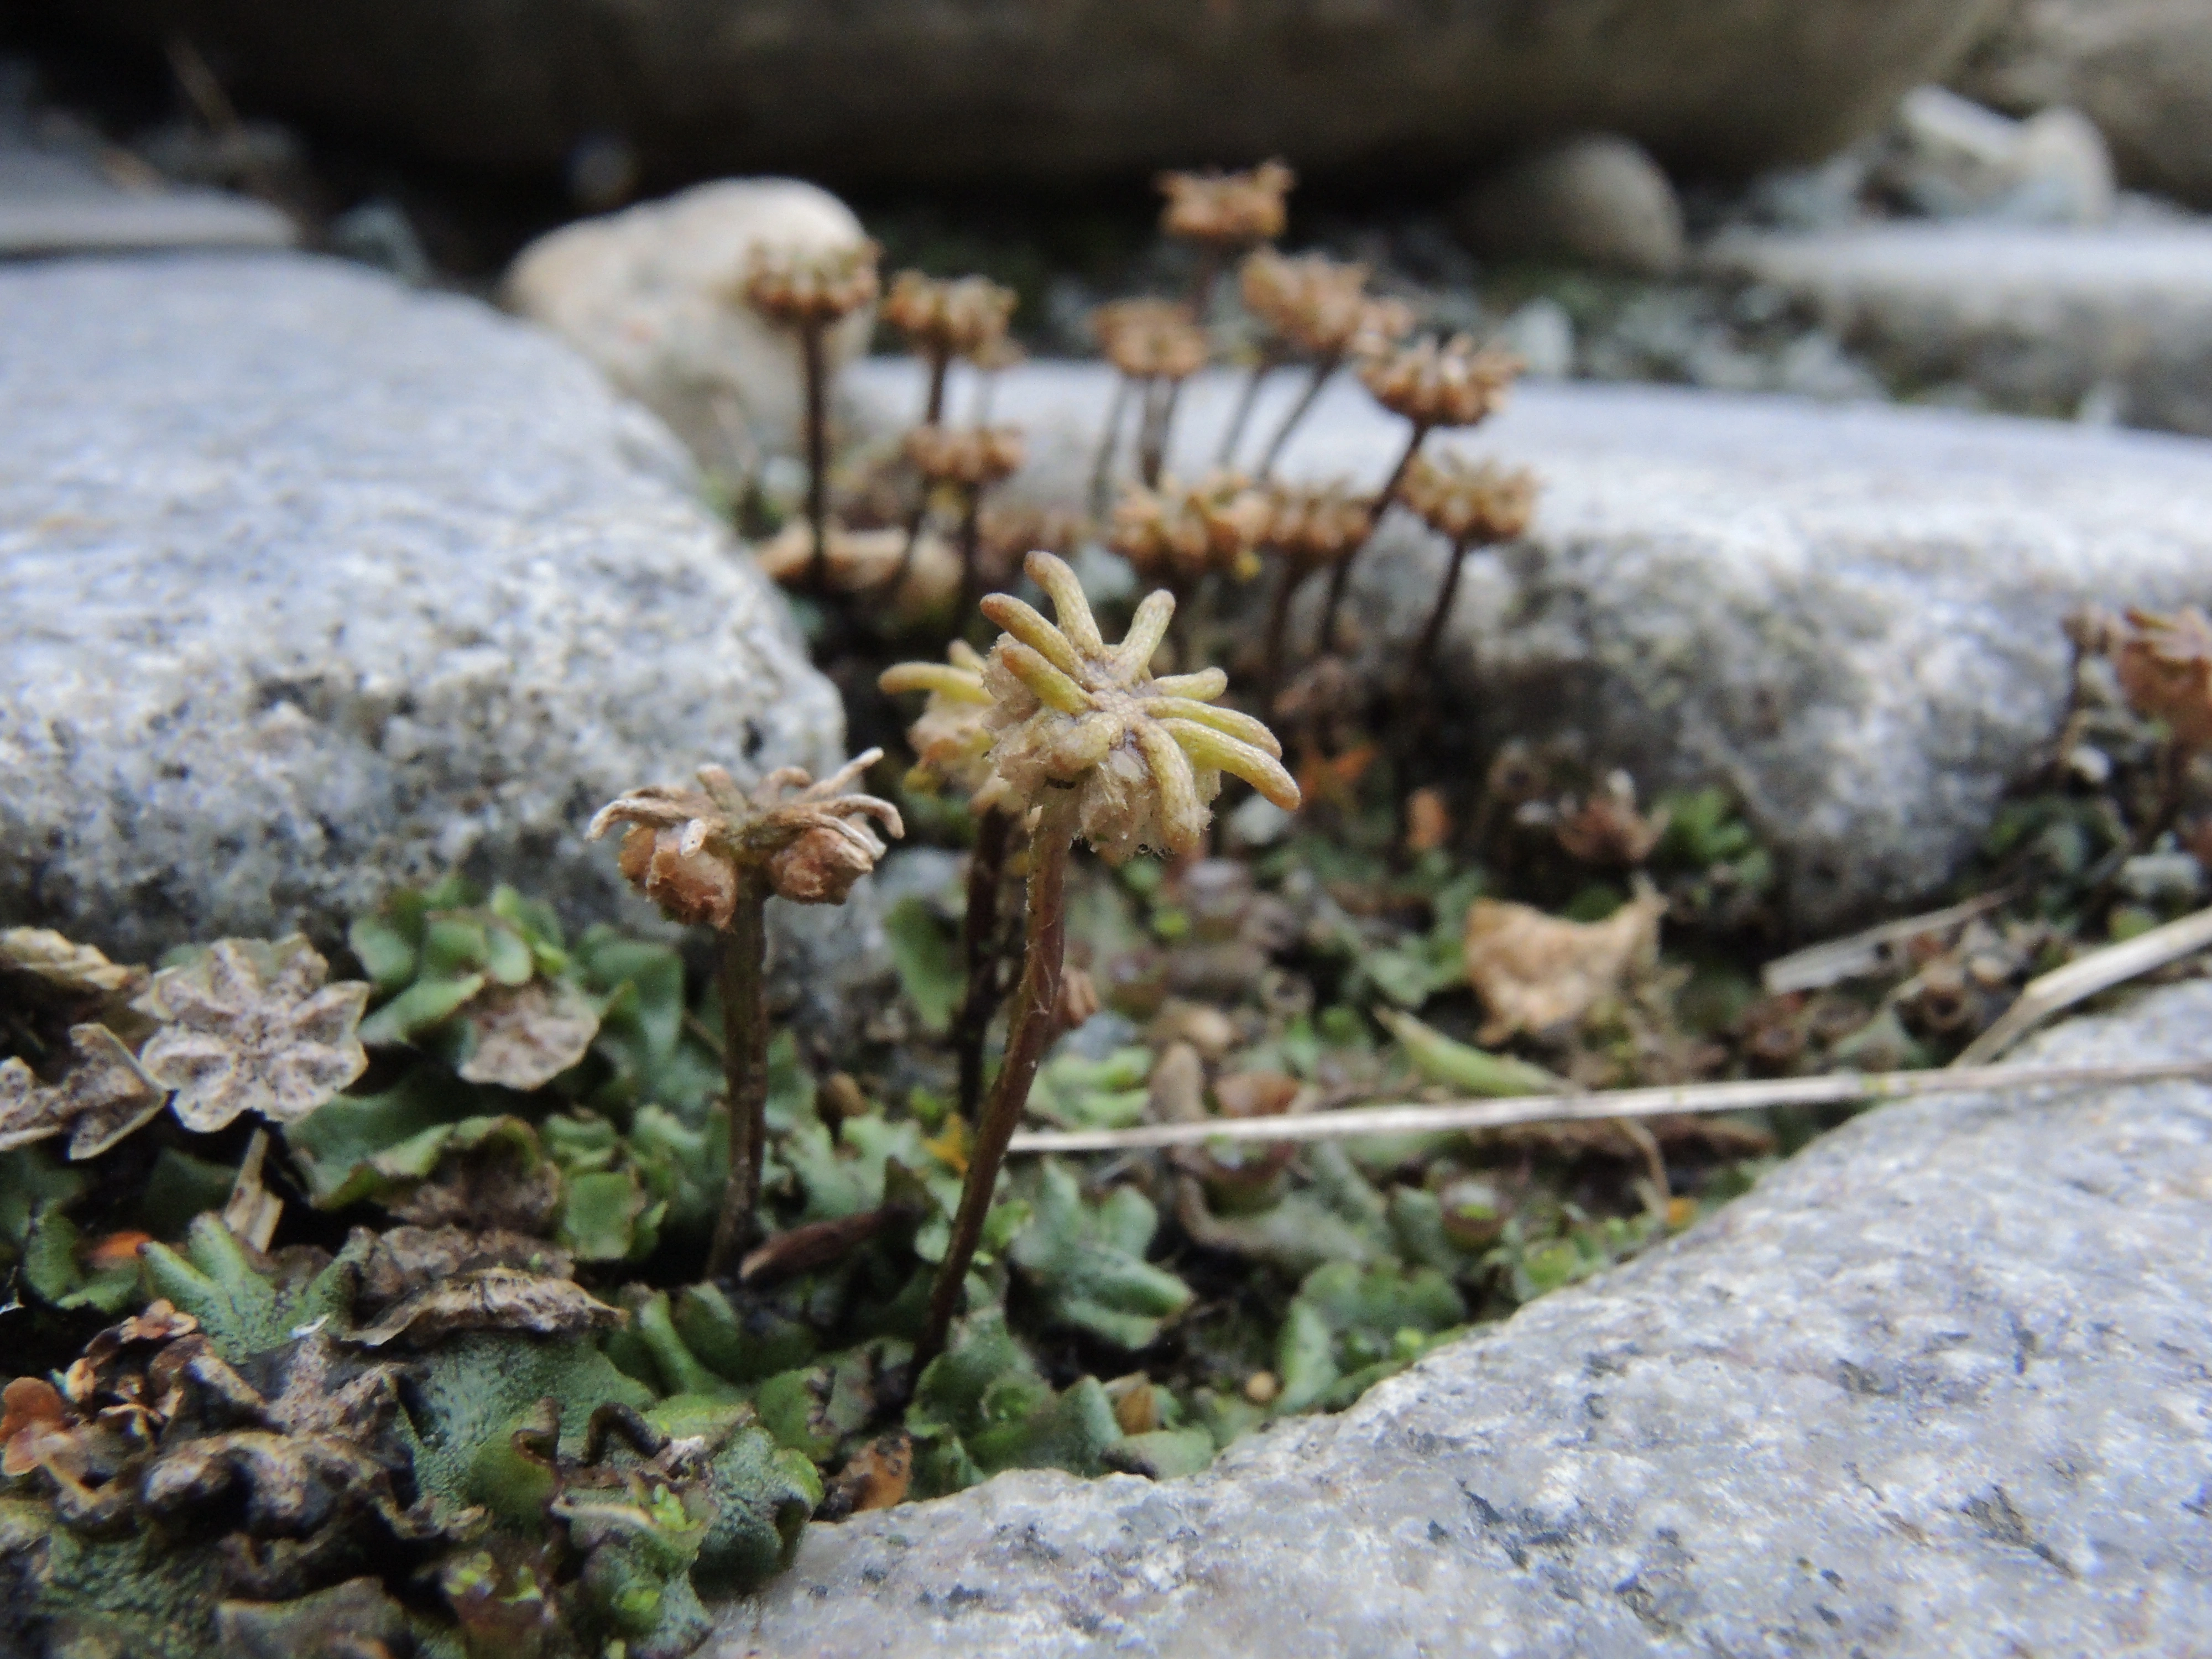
[504,178,875,481]
[1954,0,2212,207]
[1878,85,2114,225]
[1704,220,2212,434]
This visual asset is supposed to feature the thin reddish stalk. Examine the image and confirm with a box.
[953,805,1015,1119]
[1314,420,1428,656]
[706,881,771,1280]
[916,792,1079,1371]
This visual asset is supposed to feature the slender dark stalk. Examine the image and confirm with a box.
[1393,535,1474,836]
[888,500,928,598]
[952,805,1015,1119]
[1314,421,1430,656]
[954,486,984,631]
[916,791,1079,1371]
[924,350,951,425]
[706,880,771,1280]
[1137,378,1180,488]
[1256,356,1336,480]
[1088,377,1131,521]
[1410,535,1473,686]
[801,322,831,594]
[1215,352,1276,468]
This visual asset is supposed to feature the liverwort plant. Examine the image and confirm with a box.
[911,551,1301,1369]
[1314,333,1521,654]
[742,241,882,594]
[878,640,1014,1120]
[590,755,902,1279]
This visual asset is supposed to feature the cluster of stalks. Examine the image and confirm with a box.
[690,165,1555,1370]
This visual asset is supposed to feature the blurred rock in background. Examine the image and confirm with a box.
[56,0,2006,186]
[503,179,875,478]
[1952,0,2212,208]
[1455,135,1686,278]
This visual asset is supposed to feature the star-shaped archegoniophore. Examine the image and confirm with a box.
[589,751,905,920]
[879,640,1001,802]
[978,551,1302,863]
[137,938,370,1134]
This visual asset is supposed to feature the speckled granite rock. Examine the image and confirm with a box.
[1704,222,2212,433]
[0,253,853,984]
[728,979,2212,1657]
[851,358,2212,930]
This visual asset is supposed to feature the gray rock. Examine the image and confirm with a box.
[61,0,2005,186]
[729,979,2212,1656]
[503,179,877,479]
[0,140,293,255]
[1455,135,1687,278]
[1704,222,2212,434]
[0,253,850,974]
[1954,0,2212,208]
[1872,85,2114,225]
[850,357,2212,929]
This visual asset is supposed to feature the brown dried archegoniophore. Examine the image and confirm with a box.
[1360,334,1524,430]
[1158,160,1295,248]
[1109,473,1272,587]
[883,271,1016,362]
[1094,299,1209,385]
[740,241,882,331]
[590,752,901,917]
[903,425,1026,493]
[592,753,901,1276]
[1400,453,1538,547]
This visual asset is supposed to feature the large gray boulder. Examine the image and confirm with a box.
[0,253,850,983]
[61,0,2002,186]
[1953,0,2212,208]
[1704,222,2212,435]
[728,979,2212,1656]
[850,358,2212,931]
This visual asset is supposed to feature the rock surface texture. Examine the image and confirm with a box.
[0,253,847,973]
[1954,0,2212,207]
[729,980,2212,1656]
[504,178,875,478]
[61,0,2002,185]
[1705,222,2212,434]
[851,358,2212,930]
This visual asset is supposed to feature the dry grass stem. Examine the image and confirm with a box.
[1005,1056,2212,1156]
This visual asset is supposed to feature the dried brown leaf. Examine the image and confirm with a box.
[0,1024,169,1159]
[455,978,601,1091]
[348,1269,622,1349]
[355,1226,576,1311]
[1463,886,1666,1044]
[0,927,143,997]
